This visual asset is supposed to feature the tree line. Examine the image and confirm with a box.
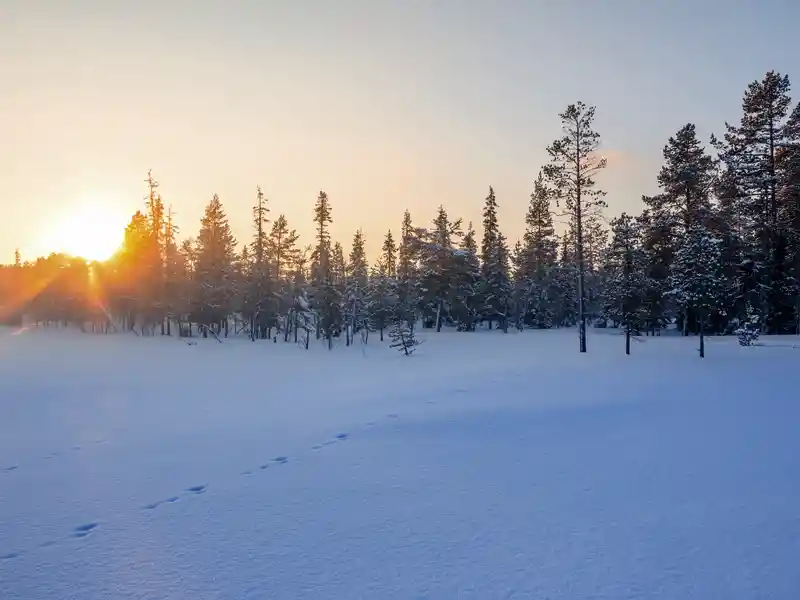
[2,70,799,356]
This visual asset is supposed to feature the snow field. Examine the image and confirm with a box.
[1,327,799,599]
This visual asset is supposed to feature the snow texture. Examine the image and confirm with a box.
[1,327,799,599]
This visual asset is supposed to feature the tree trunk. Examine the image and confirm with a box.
[576,173,587,353]
[699,319,705,358]
[435,300,443,332]
[625,325,630,355]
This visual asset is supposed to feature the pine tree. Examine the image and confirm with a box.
[245,186,274,339]
[388,317,421,356]
[367,264,396,342]
[266,214,300,335]
[480,186,512,330]
[669,224,726,358]
[603,213,647,354]
[452,222,480,331]
[657,124,716,231]
[637,203,675,334]
[331,242,346,288]
[162,206,182,335]
[396,210,418,327]
[713,71,794,332]
[344,229,369,344]
[142,171,166,333]
[417,205,462,331]
[267,215,300,282]
[311,191,341,348]
[544,102,607,352]
[518,172,558,328]
[192,194,238,337]
[778,103,800,332]
[379,230,397,278]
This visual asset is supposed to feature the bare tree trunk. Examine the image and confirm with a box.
[625,324,630,355]
[435,300,443,332]
[699,319,705,358]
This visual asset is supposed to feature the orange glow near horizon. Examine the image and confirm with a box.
[36,199,128,262]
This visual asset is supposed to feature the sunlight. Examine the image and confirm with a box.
[38,198,127,261]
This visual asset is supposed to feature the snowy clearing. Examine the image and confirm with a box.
[1,328,799,599]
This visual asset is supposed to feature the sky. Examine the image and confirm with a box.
[3,0,800,262]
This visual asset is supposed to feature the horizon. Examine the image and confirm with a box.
[4,0,800,263]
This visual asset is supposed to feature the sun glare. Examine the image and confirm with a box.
[40,200,127,262]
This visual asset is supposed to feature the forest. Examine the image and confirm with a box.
[1,70,799,354]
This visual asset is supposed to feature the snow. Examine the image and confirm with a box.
[1,327,799,599]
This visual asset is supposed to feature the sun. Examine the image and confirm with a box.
[40,200,128,262]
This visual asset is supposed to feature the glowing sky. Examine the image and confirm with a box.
[3,0,799,262]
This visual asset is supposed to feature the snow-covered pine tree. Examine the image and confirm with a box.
[417,206,462,331]
[518,172,558,328]
[162,206,182,335]
[388,317,420,356]
[344,229,369,345]
[142,171,166,334]
[480,187,512,331]
[603,213,647,354]
[396,210,418,328]
[379,230,397,279]
[452,222,481,331]
[245,186,275,340]
[544,102,607,352]
[636,205,674,335]
[368,231,399,341]
[550,233,578,328]
[310,191,341,348]
[267,214,300,335]
[640,124,717,334]
[192,194,238,337]
[669,223,726,358]
[713,71,794,333]
[777,103,800,333]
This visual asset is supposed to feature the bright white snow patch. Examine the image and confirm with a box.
[1,328,798,599]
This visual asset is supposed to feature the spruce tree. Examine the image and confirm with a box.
[389,317,421,356]
[379,230,397,278]
[544,102,607,352]
[417,206,462,331]
[453,222,480,331]
[480,186,512,330]
[345,229,369,344]
[518,172,558,328]
[603,213,646,354]
[246,186,273,339]
[311,191,341,348]
[162,206,182,335]
[669,224,726,358]
[192,194,238,337]
[396,210,418,327]
[142,171,166,333]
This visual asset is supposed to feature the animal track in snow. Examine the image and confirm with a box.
[313,433,350,450]
[186,485,207,494]
[3,465,18,472]
[1,551,21,560]
[142,496,180,510]
[73,523,98,538]
[273,456,289,465]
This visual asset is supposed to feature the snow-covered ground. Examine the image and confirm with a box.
[1,327,798,599]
